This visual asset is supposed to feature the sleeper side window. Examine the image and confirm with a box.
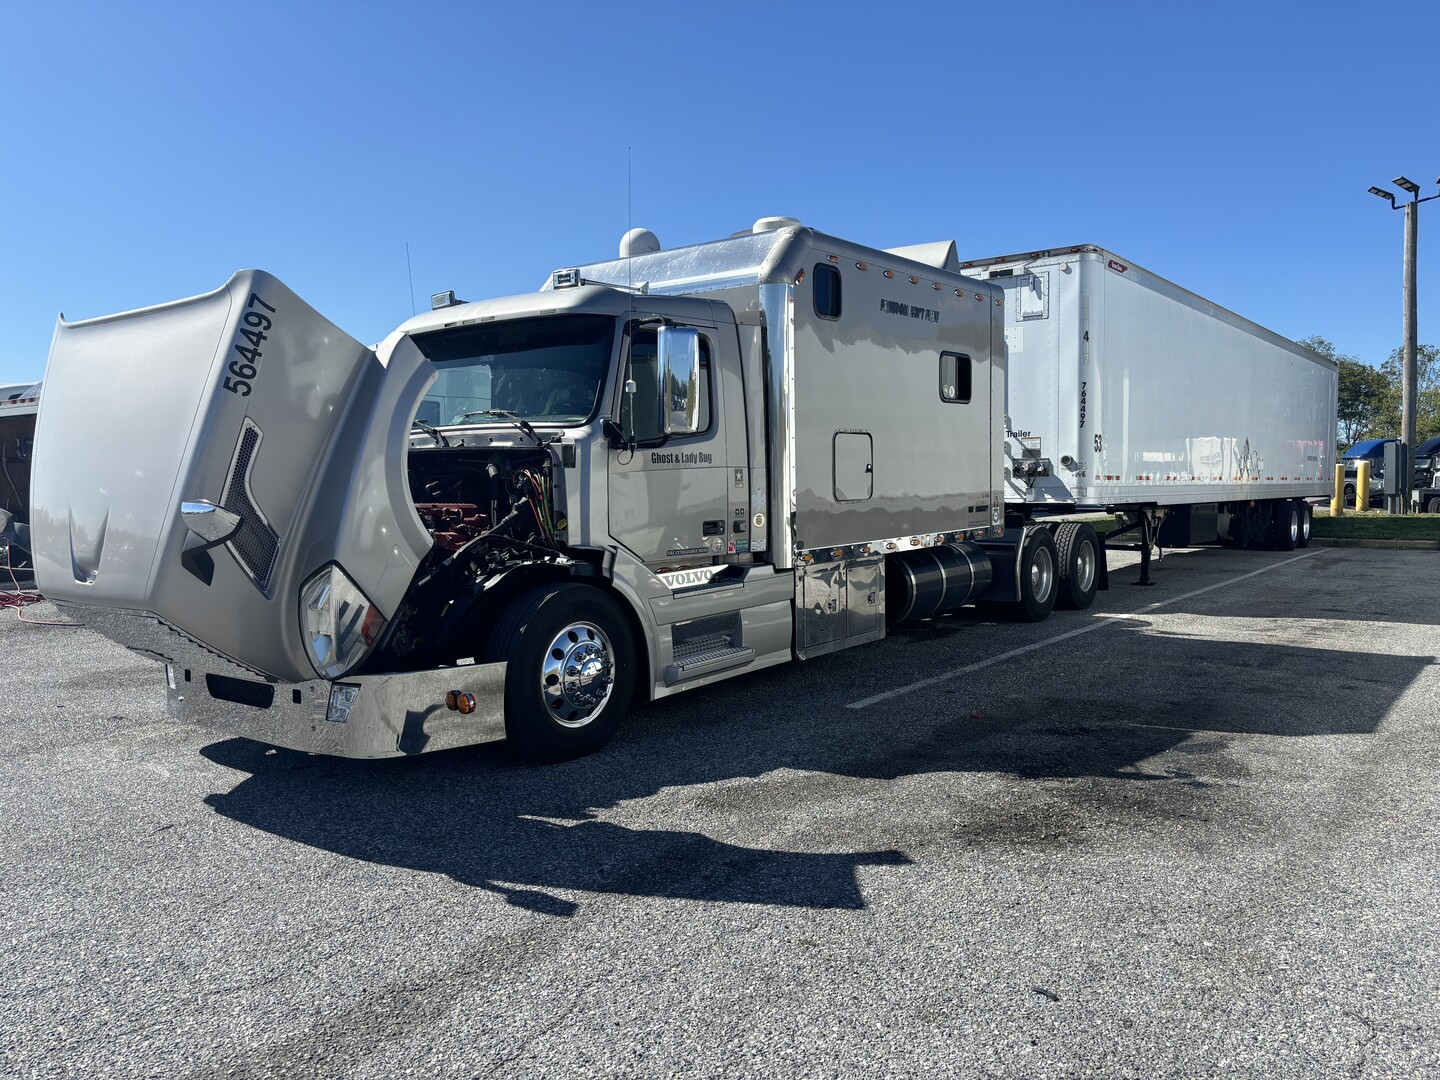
[940,352,972,403]
[813,264,842,320]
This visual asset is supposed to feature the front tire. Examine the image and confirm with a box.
[1053,522,1100,610]
[1426,496,1440,515]
[489,584,636,762]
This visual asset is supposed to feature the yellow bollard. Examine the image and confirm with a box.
[1331,463,1345,516]
[1355,460,1372,511]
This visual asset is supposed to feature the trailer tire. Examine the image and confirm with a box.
[1053,523,1099,610]
[487,584,635,762]
[1015,527,1059,622]
[1297,502,1312,547]
[1273,500,1300,551]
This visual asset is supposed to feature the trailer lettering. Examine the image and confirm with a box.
[222,293,279,396]
[879,298,939,324]
[1079,381,1087,428]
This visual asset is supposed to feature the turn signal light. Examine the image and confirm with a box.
[445,690,477,714]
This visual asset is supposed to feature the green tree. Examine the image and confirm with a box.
[1375,343,1440,444]
[1300,336,1387,450]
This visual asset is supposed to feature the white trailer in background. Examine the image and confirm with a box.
[959,245,1337,562]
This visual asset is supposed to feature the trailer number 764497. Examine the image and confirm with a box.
[222,292,278,397]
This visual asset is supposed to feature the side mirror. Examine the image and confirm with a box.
[658,326,700,437]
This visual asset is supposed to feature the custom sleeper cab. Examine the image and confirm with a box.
[31,220,1335,760]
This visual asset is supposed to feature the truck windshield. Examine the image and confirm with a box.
[411,314,614,426]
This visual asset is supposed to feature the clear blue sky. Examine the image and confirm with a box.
[1,1,1436,385]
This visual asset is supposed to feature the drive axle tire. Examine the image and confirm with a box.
[1053,522,1100,610]
[1015,527,1059,623]
[489,584,635,762]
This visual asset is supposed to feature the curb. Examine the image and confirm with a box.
[1309,537,1440,550]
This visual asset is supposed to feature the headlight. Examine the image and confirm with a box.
[300,563,385,679]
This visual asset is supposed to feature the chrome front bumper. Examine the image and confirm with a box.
[60,603,507,758]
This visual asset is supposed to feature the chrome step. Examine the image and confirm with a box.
[664,643,755,686]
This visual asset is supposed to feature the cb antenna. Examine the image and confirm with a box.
[405,241,416,316]
[627,146,633,293]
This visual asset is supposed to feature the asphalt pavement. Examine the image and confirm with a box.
[2,544,1437,1078]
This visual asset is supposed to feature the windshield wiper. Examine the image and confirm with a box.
[411,419,450,447]
[455,409,548,445]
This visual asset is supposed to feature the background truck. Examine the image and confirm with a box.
[0,381,40,572]
[29,220,1335,761]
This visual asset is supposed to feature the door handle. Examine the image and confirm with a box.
[702,520,725,536]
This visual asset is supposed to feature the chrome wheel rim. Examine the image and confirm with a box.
[1289,509,1299,544]
[1030,546,1055,604]
[1301,509,1311,541]
[1074,539,1096,594]
[540,621,615,728]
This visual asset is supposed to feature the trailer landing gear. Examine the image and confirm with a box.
[1136,512,1157,587]
[1105,510,1161,587]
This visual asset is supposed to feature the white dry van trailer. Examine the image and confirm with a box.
[961,245,1337,560]
[30,222,1335,760]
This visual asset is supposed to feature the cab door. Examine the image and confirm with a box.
[607,319,732,568]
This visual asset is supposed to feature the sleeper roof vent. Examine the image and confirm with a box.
[884,240,960,274]
[752,215,801,234]
[619,228,661,258]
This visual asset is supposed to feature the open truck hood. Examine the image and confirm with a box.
[31,271,435,682]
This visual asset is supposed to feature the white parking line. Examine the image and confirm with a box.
[845,548,1329,709]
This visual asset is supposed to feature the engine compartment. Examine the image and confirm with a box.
[361,444,573,672]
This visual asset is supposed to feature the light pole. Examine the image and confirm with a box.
[1369,176,1439,513]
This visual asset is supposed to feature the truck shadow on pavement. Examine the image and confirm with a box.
[200,613,1431,918]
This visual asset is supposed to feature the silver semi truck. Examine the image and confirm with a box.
[30,221,1335,760]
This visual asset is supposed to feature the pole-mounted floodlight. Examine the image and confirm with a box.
[1369,172,1440,514]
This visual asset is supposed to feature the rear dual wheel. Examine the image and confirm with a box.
[1014,527,1059,622]
[1052,522,1100,611]
[1272,501,1301,551]
[1270,500,1314,551]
